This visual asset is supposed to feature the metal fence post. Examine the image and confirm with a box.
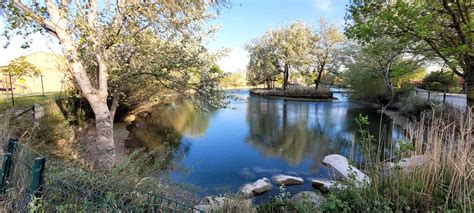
[29,157,46,198]
[443,88,447,105]
[0,138,18,192]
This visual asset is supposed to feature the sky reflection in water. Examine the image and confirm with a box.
[126,90,404,199]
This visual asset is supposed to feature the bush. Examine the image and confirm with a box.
[421,71,462,92]
[344,68,387,103]
[396,95,432,118]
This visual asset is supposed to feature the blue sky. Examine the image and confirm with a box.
[0,0,349,71]
[210,0,349,72]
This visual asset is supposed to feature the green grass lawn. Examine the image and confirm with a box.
[0,92,62,112]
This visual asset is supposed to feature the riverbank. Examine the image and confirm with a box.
[357,101,411,129]
[249,88,333,99]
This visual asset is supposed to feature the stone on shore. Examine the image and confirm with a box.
[239,177,272,198]
[193,204,212,212]
[199,196,226,206]
[289,191,326,208]
[322,154,370,185]
[398,155,428,172]
[271,174,304,186]
[310,178,341,192]
[34,104,45,120]
[194,197,252,213]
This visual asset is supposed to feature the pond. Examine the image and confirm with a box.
[125,90,404,201]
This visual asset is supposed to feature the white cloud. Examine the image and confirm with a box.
[0,33,62,65]
[217,47,249,73]
[314,0,333,12]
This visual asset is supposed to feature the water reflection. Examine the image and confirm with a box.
[246,98,331,167]
[125,102,214,173]
[246,96,402,169]
[128,102,212,149]
[126,90,405,196]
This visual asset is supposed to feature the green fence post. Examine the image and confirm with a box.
[0,138,18,193]
[29,157,46,198]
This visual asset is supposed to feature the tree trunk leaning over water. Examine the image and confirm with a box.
[12,0,116,170]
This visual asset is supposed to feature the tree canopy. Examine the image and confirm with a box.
[346,0,474,107]
[1,0,225,169]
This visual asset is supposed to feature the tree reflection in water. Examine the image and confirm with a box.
[126,102,213,173]
[246,97,401,171]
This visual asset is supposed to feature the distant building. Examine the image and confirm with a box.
[0,52,69,94]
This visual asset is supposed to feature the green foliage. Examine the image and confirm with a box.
[28,196,43,213]
[0,56,40,80]
[246,21,317,89]
[210,64,224,76]
[344,63,386,102]
[346,0,472,106]
[320,177,392,212]
[220,72,246,89]
[40,147,198,212]
[421,71,462,92]
[256,186,296,212]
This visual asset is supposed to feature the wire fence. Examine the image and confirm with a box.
[1,106,203,212]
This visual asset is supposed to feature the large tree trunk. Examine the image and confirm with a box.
[314,68,323,91]
[44,0,116,170]
[283,63,289,90]
[90,101,116,170]
[384,62,395,106]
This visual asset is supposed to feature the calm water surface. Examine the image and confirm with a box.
[126,90,404,200]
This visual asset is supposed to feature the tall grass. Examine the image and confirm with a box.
[323,108,473,212]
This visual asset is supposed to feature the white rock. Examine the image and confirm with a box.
[381,162,396,173]
[239,177,272,198]
[196,196,252,212]
[398,155,428,172]
[289,191,326,208]
[271,174,304,186]
[199,196,226,206]
[34,104,45,120]
[193,204,211,213]
[322,154,370,185]
[310,178,337,192]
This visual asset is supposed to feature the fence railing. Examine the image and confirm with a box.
[1,137,203,212]
[413,88,467,110]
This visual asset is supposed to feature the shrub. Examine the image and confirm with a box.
[421,71,461,92]
[257,186,296,212]
[396,95,432,118]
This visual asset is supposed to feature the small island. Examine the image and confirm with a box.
[249,87,333,99]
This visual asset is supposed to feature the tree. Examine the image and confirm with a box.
[312,18,345,90]
[1,1,223,170]
[221,72,246,89]
[0,56,40,81]
[343,41,423,104]
[246,21,316,90]
[421,71,462,92]
[347,0,474,107]
[246,35,281,89]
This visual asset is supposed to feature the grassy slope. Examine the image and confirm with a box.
[0,92,61,112]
